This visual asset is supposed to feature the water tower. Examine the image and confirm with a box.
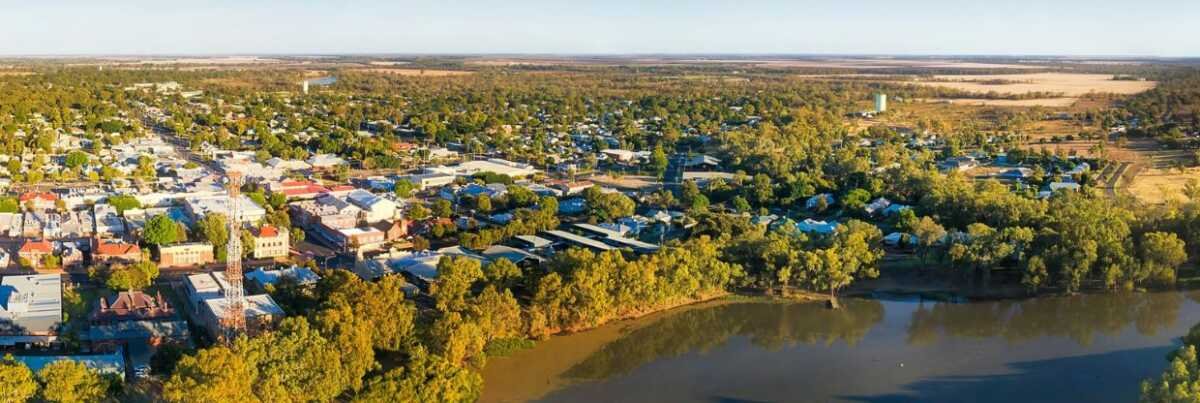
[874,93,887,113]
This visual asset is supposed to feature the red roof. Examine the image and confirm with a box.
[95,240,141,256]
[258,225,280,238]
[330,185,355,192]
[281,184,330,197]
[19,239,52,254]
[19,192,57,202]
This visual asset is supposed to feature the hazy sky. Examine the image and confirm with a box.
[2,0,1198,56]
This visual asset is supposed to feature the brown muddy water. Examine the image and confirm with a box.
[481,291,1200,403]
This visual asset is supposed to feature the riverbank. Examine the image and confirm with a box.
[482,290,1200,403]
[481,297,746,402]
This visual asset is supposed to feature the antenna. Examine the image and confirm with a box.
[222,171,246,339]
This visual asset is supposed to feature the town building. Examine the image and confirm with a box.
[90,291,175,323]
[18,239,53,269]
[0,273,62,346]
[92,239,142,265]
[250,224,289,260]
[158,243,214,268]
[183,272,285,339]
[19,192,58,211]
[346,189,399,223]
[183,194,266,224]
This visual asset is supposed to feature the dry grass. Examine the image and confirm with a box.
[914,73,1156,96]
[357,68,473,77]
[932,98,1079,107]
[0,71,35,77]
[1128,167,1200,204]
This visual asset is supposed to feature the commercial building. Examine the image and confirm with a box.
[158,243,214,268]
[183,194,266,224]
[0,274,62,346]
[249,224,289,260]
[183,272,284,339]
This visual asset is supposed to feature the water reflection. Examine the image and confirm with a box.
[564,299,886,380]
[907,292,1184,346]
[564,292,1189,383]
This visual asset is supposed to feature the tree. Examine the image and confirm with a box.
[476,194,493,213]
[143,214,180,246]
[431,256,484,314]
[0,197,18,213]
[483,258,522,290]
[247,317,354,403]
[804,220,883,299]
[354,347,482,403]
[64,151,89,169]
[912,216,946,265]
[320,273,416,351]
[583,186,635,222]
[0,354,37,403]
[105,195,141,215]
[37,360,107,403]
[1021,255,1048,293]
[1141,345,1200,403]
[650,143,668,179]
[105,261,160,290]
[1139,232,1188,286]
[196,213,230,261]
[432,199,453,218]
[394,180,417,198]
[406,204,431,221]
[163,345,257,403]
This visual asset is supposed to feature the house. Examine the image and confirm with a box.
[806,193,835,210]
[18,239,53,269]
[937,156,979,172]
[0,273,62,346]
[92,239,142,265]
[249,224,289,260]
[864,197,891,215]
[883,232,919,247]
[346,189,398,223]
[999,168,1034,180]
[19,192,58,211]
[307,154,348,170]
[158,243,214,268]
[90,291,175,323]
[796,219,838,235]
[882,204,913,217]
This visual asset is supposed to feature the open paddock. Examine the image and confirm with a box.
[1128,167,1200,204]
[914,73,1155,97]
[356,68,474,77]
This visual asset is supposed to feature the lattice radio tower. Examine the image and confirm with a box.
[222,171,247,338]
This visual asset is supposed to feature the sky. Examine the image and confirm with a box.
[1,0,1199,57]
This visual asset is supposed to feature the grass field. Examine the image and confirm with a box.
[357,68,473,77]
[915,73,1156,96]
[1128,167,1200,204]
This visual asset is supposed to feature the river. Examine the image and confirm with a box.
[481,291,1200,403]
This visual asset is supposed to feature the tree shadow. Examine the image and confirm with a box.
[838,346,1175,403]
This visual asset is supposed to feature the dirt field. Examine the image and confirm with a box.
[915,73,1156,96]
[1128,167,1200,204]
[932,98,1079,107]
[357,68,473,77]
